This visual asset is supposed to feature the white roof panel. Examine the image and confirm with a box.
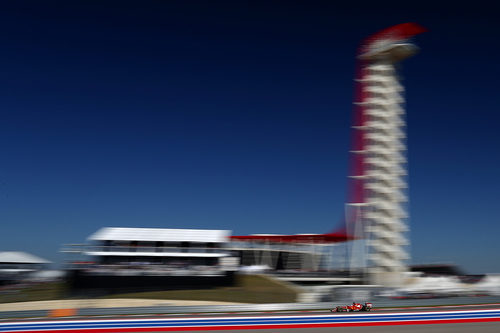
[84,251,228,258]
[0,251,51,264]
[88,227,231,243]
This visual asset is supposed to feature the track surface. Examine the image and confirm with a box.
[1,305,499,332]
[170,322,500,333]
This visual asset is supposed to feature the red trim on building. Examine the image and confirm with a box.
[360,22,427,55]
[230,232,351,244]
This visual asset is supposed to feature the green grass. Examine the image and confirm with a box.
[100,275,297,303]
[0,275,297,304]
[0,282,67,304]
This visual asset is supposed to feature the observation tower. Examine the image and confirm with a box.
[347,23,426,285]
[230,23,426,286]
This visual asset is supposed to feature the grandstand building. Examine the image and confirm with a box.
[63,227,347,291]
[64,227,238,291]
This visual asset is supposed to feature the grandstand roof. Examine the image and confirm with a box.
[0,251,51,264]
[88,227,230,243]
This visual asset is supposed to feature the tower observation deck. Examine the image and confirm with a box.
[348,23,426,285]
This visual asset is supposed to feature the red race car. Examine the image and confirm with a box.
[331,302,373,312]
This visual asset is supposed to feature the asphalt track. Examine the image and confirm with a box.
[1,305,499,332]
[175,322,500,333]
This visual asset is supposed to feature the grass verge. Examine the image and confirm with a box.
[100,274,297,303]
[0,275,297,304]
[0,282,67,304]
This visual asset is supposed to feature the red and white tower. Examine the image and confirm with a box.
[348,23,426,285]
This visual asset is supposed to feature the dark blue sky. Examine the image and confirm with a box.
[1,1,499,273]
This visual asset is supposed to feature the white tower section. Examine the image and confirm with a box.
[352,24,424,286]
[362,58,410,285]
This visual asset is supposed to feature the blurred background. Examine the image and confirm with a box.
[1,0,499,313]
